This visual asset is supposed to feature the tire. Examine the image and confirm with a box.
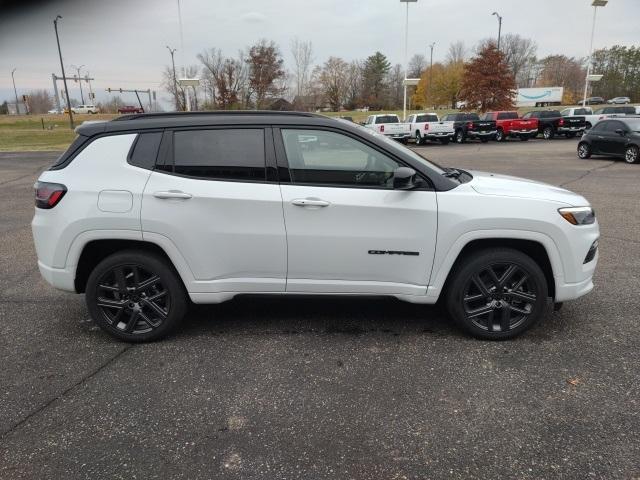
[543,126,554,140]
[415,131,423,145]
[495,129,505,142]
[577,142,592,159]
[625,145,639,164]
[455,129,465,144]
[85,250,188,342]
[440,137,450,145]
[445,248,549,340]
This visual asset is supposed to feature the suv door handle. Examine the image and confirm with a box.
[153,190,193,200]
[291,198,330,207]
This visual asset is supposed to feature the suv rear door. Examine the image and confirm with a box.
[275,127,437,295]
[141,127,287,294]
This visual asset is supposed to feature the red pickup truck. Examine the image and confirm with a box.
[481,111,538,141]
[117,105,145,114]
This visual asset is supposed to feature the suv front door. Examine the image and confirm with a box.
[276,128,438,296]
[141,127,287,294]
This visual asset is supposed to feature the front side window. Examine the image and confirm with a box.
[281,129,401,188]
[172,129,265,181]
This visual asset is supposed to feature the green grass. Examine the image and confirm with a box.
[0,114,116,152]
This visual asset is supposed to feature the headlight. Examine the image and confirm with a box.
[558,206,596,225]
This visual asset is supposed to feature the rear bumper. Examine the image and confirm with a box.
[37,260,76,292]
[509,128,538,136]
[425,131,454,138]
[386,133,411,139]
[558,126,585,133]
[468,130,497,138]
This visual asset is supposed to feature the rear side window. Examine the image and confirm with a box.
[416,114,438,122]
[375,116,399,124]
[128,132,162,170]
[497,112,518,120]
[173,129,265,181]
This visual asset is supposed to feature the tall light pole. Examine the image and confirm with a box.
[69,64,85,104]
[582,0,608,107]
[53,15,74,129]
[492,11,503,50]
[400,0,417,120]
[166,46,179,111]
[428,42,435,109]
[11,68,20,114]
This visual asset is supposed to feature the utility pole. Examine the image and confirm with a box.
[492,12,503,51]
[582,1,608,107]
[11,68,20,114]
[166,46,179,111]
[70,64,85,104]
[54,15,74,129]
[400,0,418,121]
[428,42,435,109]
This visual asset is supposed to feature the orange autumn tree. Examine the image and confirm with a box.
[459,43,516,112]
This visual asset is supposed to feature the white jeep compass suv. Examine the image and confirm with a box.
[32,112,599,342]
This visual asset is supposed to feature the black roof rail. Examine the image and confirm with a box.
[113,110,321,121]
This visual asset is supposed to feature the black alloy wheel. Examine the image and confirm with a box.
[455,130,465,144]
[446,248,548,339]
[625,145,639,164]
[543,126,554,140]
[86,251,187,342]
[578,142,592,159]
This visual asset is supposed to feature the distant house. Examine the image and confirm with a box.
[292,94,332,112]
[269,98,294,111]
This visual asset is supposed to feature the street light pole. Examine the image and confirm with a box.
[582,0,608,107]
[400,0,417,120]
[492,12,503,50]
[70,64,85,104]
[11,68,20,114]
[166,46,179,111]
[53,16,74,129]
[428,42,435,109]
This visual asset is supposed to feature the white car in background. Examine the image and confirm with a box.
[364,114,411,143]
[406,113,454,145]
[561,107,617,130]
[71,104,99,114]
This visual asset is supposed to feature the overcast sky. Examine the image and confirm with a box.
[0,0,638,106]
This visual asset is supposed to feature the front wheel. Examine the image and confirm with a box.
[577,142,592,159]
[85,250,188,342]
[445,248,549,340]
[625,145,639,164]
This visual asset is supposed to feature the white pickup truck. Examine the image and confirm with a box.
[363,114,411,143]
[560,106,629,130]
[406,113,455,145]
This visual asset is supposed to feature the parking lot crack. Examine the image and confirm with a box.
[0,345,133,440]
[559,161,615,188]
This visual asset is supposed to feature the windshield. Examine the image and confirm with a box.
[626,119,640,132]
[346,120,446,174]
[375,115,399,124]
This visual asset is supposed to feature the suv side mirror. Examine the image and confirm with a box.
[393,167,418,190]
[615,128,626,136]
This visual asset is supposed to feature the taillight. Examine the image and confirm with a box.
[35,181,67,209]
[424,123,429,131]
[380,125,385,132]
[559,118,564,126]
[468,122,474,129]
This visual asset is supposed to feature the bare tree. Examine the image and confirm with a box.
[495,34,538,87]
[161,65,186,111]
[344,60,362,109]
[537,55,585,102]
[387,64,405,109]
[408,54,427,78]
[198,48,247,109]
[291,37,314,98]
[25,89,53,113]
[447,41,467,64]
[319,57,349,111]
[246,39,286,109]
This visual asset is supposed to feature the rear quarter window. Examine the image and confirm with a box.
[128,132,163,170]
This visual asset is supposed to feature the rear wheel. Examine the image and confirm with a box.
[577,142,592,159]
[625,145,639,164]
[85,250,188,342]
[445,248,548,340]
[543,126,554,140]
[415,131,423,145]
[495,129,505,142]
[455,129,465,144]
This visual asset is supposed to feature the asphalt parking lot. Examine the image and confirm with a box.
[1,139,639,479]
